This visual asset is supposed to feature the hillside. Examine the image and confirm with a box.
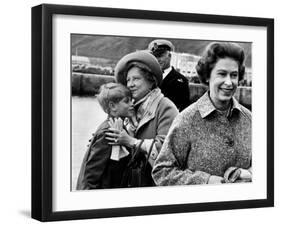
[71,34,252,67]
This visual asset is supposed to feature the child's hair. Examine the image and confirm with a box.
[97,82,132,114]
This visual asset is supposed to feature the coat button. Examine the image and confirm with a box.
[225,137,234,147]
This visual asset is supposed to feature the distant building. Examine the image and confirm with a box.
[171,52,252,86]
[170,52,201,78]
[72,55,114,75]
[72,56,91,66]
[242,67,252,86]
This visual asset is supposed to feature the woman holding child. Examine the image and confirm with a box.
[77,50,178,189]
[106,50,178,187]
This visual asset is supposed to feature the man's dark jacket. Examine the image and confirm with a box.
[160,67,190,112]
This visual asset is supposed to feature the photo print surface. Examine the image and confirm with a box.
[71,34,252,191]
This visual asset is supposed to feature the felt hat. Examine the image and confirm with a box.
[114,50,163,86]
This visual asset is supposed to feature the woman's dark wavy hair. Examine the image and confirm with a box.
[196,42,246,85]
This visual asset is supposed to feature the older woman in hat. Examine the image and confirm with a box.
[152,42,252,185]
[105,50,178,187]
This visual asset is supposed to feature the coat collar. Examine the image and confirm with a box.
[163,66,172,79]
[134,88,163,133]
[197,91,243,119]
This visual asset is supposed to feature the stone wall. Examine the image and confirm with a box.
[72,73,115,95]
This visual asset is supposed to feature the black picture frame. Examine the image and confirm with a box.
[32,3,274,222]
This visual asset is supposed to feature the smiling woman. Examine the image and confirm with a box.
[198,42,245,111]
[152,42,252,185]
[105,50,179,187]
[208,58,239,110]
[126,64,156,102]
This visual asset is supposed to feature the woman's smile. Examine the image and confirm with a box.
[126,67,153,102]
[209,57,239,110]
[219,87,234,95]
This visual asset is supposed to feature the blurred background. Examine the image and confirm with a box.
[72,35,252,94]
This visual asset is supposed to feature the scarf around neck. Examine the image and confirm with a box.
[133,88,163,123]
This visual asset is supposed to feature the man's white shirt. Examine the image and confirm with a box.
[162,66,172,80]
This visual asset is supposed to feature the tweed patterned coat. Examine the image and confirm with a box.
[152,92,252,185]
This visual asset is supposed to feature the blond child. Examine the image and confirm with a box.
[76,83,135,189]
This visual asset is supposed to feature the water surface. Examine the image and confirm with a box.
[72,96,107,190]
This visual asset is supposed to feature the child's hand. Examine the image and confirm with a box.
[108,117,123,131]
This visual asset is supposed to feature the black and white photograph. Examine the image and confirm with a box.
[30,3,274,221]
[71,34,252,191]
[1,0,280,225]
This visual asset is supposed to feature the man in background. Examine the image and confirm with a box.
[148,39,190,112]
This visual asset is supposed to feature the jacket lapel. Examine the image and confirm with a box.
[135,91,163,134]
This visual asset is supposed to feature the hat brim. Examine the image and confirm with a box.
[114,50,162,86]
